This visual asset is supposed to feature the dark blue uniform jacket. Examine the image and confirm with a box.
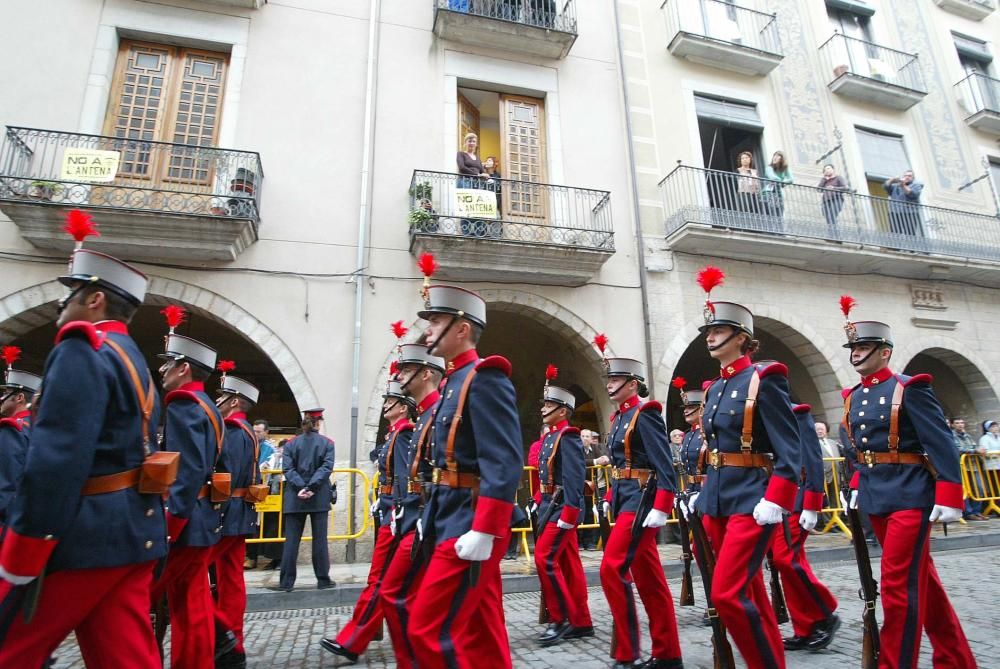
[792,404,826,514]
[374,418,413,524]
[395,391,439,537]
[537,421,585,526]
[219,413,260,537]
[678,425,704,492]
[282,431,335,514]
[607,395,677,515]
[0,411,30,524]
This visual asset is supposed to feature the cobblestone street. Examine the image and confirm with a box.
[54,544,997,668]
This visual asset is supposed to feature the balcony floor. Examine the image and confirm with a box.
[667,32,782,76]
[433,7,577,59]
[965,109,1000,135]
[829,73,926,111]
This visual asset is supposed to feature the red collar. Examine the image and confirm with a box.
[228,411,248,422]
[390,417,412,433]
[861,367,894,388]
[618,395,640,414]
[417,390,440,415]
[690,423,701,431]
[720,355,752,379]
[95,320,129,336]
[12,409,31,422]
[178,381,205,393]
[547,420,570,433]
[446,349,479,376]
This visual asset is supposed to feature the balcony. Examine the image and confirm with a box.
[659,165,1000,287]
[662,0,782,76]
[933,0,996,20]
[955,72,1000,135]
[432,0,578,59]
[819,34,927,111]
[407,170,614,285]
[0,127,261,262]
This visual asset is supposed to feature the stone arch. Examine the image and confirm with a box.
[0,277,319,413]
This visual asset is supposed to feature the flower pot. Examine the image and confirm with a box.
[833,64,849,78]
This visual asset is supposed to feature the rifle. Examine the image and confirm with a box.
[766,521,790,625]
[534,488,565,624]
[840,474,880,669]
[680,489,736,669]
[672,460,695,607]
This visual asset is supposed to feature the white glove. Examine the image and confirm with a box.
[370,499,379,516]
[642,508,670,528]
[929,505,962,523]
[556,519,574,530]
[602,501,611,517]
[416,517,423,541]
[526,501,538,516]
[752,498,785,526]
[683,492,700,520]
[799,509,819,532]
[454,530,495,561]
[840,490,858,510]
[390,507,404,536]
[0,565,35,585]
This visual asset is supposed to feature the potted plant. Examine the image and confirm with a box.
[409,181,433,202]
[28,180,62,201]
[408,207,434,231]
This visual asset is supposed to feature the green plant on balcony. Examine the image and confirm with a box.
[28,180,62,202]
[409,181,433,201]
[408,206,434,230]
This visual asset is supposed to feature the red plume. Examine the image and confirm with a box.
[389,360,400,377]
[390,320,409,339]
[63,209,100,245]
[593,333,608,354]
[840,295,857,319]
[216,360,236,374]
[696,266,725,295]
[417,253,438,278]
[2,346,21,368]
[545,364,558,381]
[672,376,687,389]
[160,305,186,331]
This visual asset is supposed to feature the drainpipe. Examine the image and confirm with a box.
[612,0,656,393]
[347,0,382,562]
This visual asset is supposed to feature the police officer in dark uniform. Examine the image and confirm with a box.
[322,380,414,663]
[840,300,976,669]
[213,367,263,669]
[278,408,335,592]
[407,282,523,667]
[150,315,228,669]
[0,230,166,668]
[379,343,444,669]
[0,348,40,524]
[534,368,593,646]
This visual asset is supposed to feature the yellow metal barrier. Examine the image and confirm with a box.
[961,451,1000,517]
[246,467,373,544]
[818,457,851,537]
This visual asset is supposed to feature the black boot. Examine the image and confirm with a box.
[783,635,809,651]
[214,623,237,659]
[642,658,684,668]
[806,613,841,651]
[216,649,247,669]
[610,661,644,669]
[538,621,571,646]
[563,625,595,640]
[320,638,359,664]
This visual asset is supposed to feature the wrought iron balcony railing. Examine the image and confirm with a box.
[819,33,926,94]
[408,170,613,250]
[434,0,578,35]
[0,126,263,224]
[662,0,781,57]
[956,71,1000,116]
[659,165,1000,263]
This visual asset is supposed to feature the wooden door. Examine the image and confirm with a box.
[499,94,546,220]
[457,93,480,157]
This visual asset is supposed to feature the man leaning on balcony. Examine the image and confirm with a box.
[884,170,924,237]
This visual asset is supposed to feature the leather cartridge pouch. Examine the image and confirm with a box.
[246,483,269,504]
[211,472,232,503]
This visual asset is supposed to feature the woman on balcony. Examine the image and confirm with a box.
[761,151,793,231]
[483,156,502,216]
[456,132,488,188]
[735,151,762,220]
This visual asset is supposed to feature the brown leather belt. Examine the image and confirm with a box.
[857,451,928,468]
[197,484,211,499]
[431,468,480,491]
[231,488,248,498]
[708,451,774,471]
[407,481,424,494]
[688,474,706,485]
[379,485,393,495]
[540,484,562,495]
[80,468,141,495]
[611,467,652,487]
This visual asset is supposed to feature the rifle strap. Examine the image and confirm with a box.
[105,339,155,456]
[445,367,479,472]
[384,429,402,488]
[740,370,760,452]
[234,420,261,484]
[409,413,435,483]
[622,405,644,469]
[545,429,566,487]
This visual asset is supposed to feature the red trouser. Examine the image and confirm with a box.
[409,531,512,669]
[380,531,428,669]
[702,514,785,669]
[870,510,977,669]
[150,545,216,669]
[599,511,682,663]
[769,513,837,638]
[211,535,248,652]
[0,561,160,668]
[534,521,592,627]
[335,525,395,654]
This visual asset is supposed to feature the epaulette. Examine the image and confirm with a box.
[224,417,249,428]
[702,378,717,392]
[639,400,663,414]
[561,426,582,436]
[0,417,23,432]
[165,389,203,406]
[792,403,811,414]
[54,320,104,350]
[757,362,788,378]
[396,421,416,432]
[901,373,933,387]
[475,355,512,377]
[841,387,856,400]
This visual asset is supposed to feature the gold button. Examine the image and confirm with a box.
[145,541,153,549]
[146,509,154,517]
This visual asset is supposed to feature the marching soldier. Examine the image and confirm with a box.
[673,378,706,495]
[771,403,840,652]
[150,309,229,669]
[0,214,166,667]
[379,342,445,668]
[407,276,523,667]
[840,298,976,668]
[0,347,40,524]
[213,365,264,669]
[595,336,683,669]
[683,266,801,669]
[277,408,335,592]
[534,365,593,646]
[321,379,414,663]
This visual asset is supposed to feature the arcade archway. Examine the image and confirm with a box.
[902,347,1000,428]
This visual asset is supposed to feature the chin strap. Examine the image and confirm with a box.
[426,315,457,358]
[540,405,561,422]
[57,283,89,314]
[707,328,741,352]
[607,378,630,399]
[381,399,402,418]
[851,345,883,369]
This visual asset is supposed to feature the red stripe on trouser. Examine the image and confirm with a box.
[870,510,976,669]
[769,513,837,638]
[534,522,593,627]
[211,535,248,652]
[335,525,394,654]
[599,511,682,662]
[150,546,216,669]
[702,514,785,669]
[0,561,160,669]
[409,531,513,669]
[380,531,426,669]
